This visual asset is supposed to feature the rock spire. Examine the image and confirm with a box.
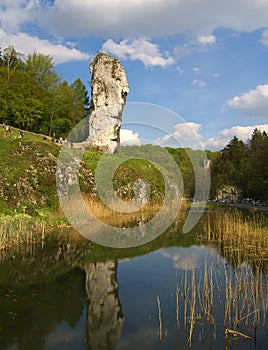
[88,52,129,153]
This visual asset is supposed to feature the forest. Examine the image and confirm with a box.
[0,45,89,138]
[0,45,267,201]
[210,130,268,200]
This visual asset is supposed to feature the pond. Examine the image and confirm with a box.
[0,214,267,350]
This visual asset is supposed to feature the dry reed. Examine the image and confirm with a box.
[0,214,45,250]
[201,209,268,264]
[174,258,268,347]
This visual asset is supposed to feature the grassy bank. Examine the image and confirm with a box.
[0,126,60,213]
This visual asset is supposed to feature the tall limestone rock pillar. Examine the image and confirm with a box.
[88,52,129,153]
[83,261,124,350]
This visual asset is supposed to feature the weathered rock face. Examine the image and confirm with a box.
[88,52,129,153]
[216,185,242,202]
[84,261,124,350]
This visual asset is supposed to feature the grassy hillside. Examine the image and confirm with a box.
[0,126,60,214]
[0,126,216,216]
[0,128,167,215]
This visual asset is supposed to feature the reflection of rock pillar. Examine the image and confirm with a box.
[84,261,124,350]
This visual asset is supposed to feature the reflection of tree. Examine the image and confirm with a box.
[0,269,86,350]
[84,261,124,350]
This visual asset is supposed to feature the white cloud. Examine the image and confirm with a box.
[120,129,142,146]
[192,79,206,87]
[212,73,220,78]
[0,0,38,33]
[38,1,268,40]
[176,66,184,76]
[155,121,268,151]
[156,122,203,149]
[193,67,200,73]
[260,28,268,45]
[204,124,268,150]
[227,84,268,118]
[197,34,216,46]
[102,38,174,67]
[0,29,90,64]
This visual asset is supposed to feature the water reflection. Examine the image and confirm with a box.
[0,215,267,349]
[84,261,124,350]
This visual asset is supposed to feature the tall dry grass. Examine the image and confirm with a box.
[0,214,45,250]
[202,209,268,262]
[176,259,268,347]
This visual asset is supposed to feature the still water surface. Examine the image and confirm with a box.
[0,223,267,349]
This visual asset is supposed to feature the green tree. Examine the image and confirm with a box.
[2,46,25,82]
[3,69,45,130]
[246,129,268,199]
[210,136,247,197]
[0,45,89,138]
[70,78,90,114]
[25,51,60,90]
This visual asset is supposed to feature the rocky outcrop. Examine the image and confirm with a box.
[87,52,129,154]
[216,185,242,202]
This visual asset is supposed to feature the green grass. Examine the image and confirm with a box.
[82,146,166,202]
[0,126,59,212]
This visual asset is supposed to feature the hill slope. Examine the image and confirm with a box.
[0,127,94,214]
[0,126,215,215]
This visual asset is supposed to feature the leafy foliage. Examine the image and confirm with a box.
[0,46,89,138]
[210,129,268,199]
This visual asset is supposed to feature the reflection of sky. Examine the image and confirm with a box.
[117,327,158,350]
[159,245,219,271]
[44,307,87,350]
[117,245,223,350]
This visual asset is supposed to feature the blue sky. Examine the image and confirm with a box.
[1,0,268,150]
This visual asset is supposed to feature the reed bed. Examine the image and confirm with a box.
[0,214,46,250]
[60,193,166,229]
[175,260,268,347]
[83,194,163,227]
[201,209,268,263]
[0,193,184,250]
[0,211,76,250]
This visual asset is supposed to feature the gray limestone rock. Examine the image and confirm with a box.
[88,52,129,153]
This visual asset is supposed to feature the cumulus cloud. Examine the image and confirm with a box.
[197,34,216,45]
[0,0,38,33]
[0,29,90,64]
[120,129,142,146]
[156,122,203,149]
[155,121,268,151]
[38,0,268,40]
[204,124,268,150]
[192,79,206,87]
[102,38,175,67]
[227,84,268,118]
[193,67,200,73]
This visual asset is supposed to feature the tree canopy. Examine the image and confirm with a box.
[210,129,268,200]
[0,46,89,138]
